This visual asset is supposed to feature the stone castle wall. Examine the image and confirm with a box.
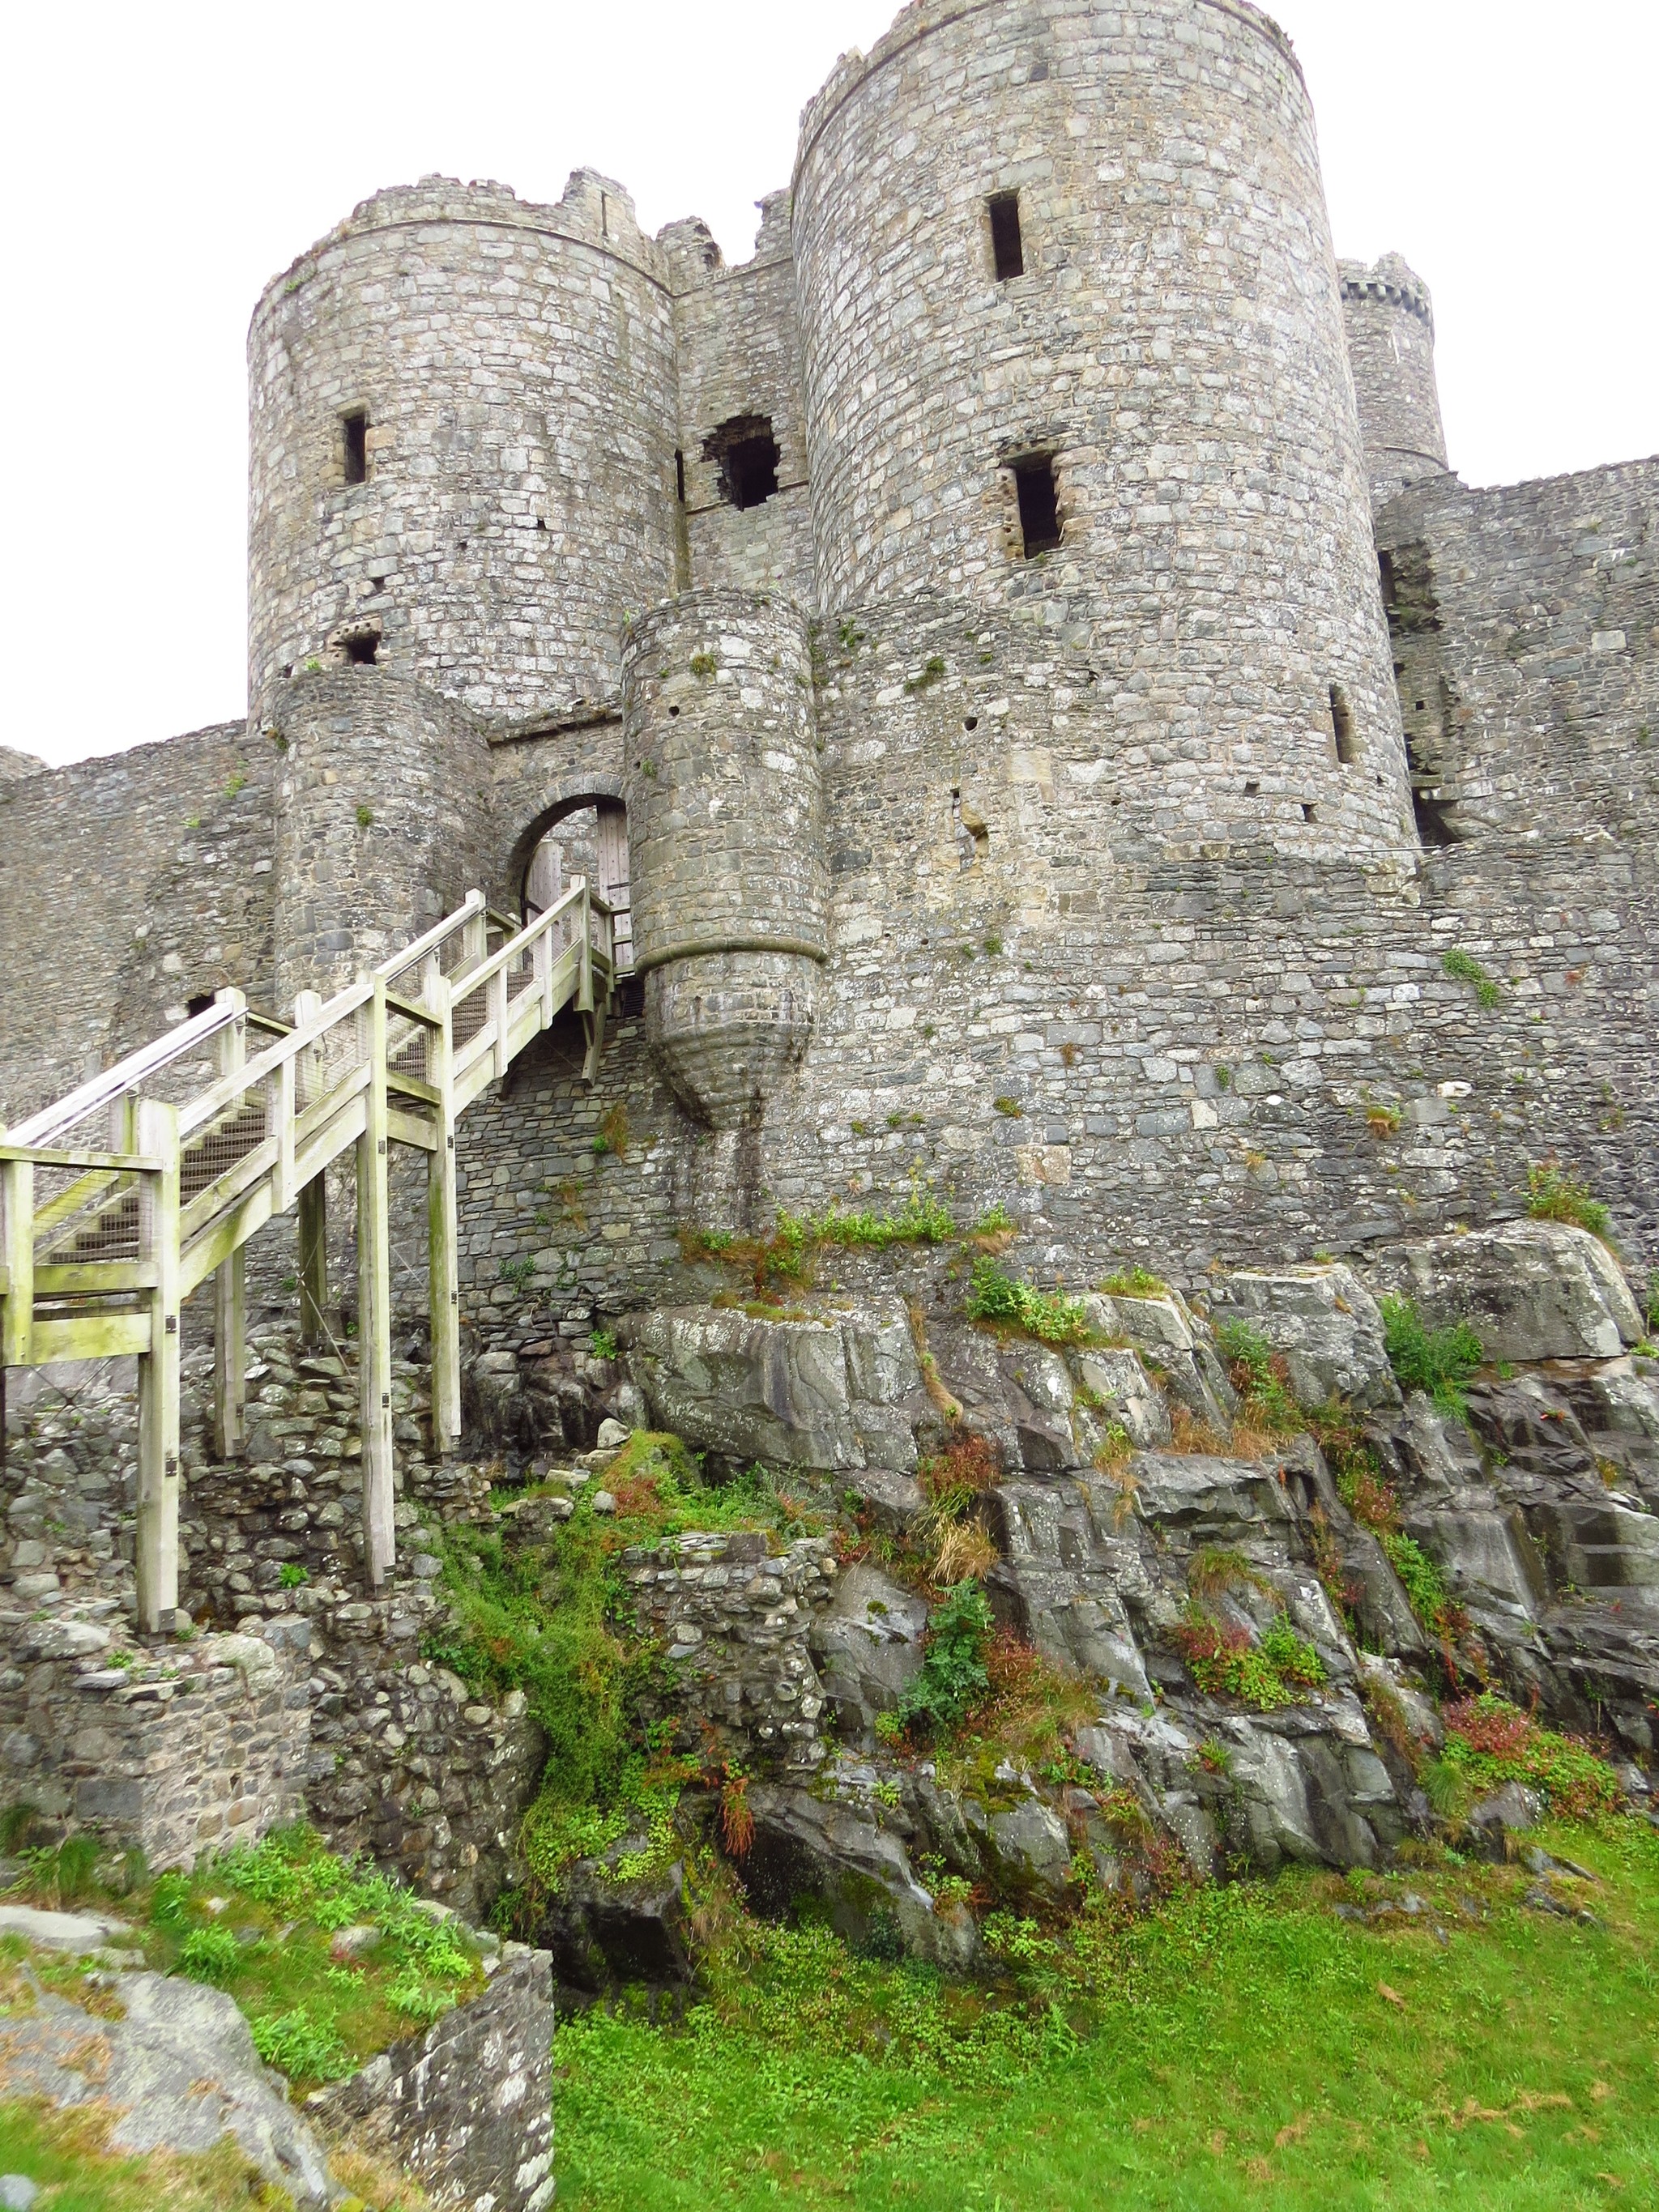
[1340,254,1450,508]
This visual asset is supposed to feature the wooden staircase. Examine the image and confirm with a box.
[1,884,617,1630]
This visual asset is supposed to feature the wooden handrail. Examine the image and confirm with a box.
[9,1001,239,1149]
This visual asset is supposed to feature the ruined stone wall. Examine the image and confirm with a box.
[248,173,680,717]
[0,723,273,1125]
[1377,457,1659,848]
[0,748,46,783]
[0,1611,308,1871]
[663,194,817,608]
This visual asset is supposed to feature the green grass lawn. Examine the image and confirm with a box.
[556,1818,1659,2210]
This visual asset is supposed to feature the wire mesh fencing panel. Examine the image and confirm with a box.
[31,1097,144,1267]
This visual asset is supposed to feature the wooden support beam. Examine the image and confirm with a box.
[293,991,329,1347]
[425,972,462,1455]
[135,1099,181,1634]
[213,991,247,1460]
[356,976,395,1589]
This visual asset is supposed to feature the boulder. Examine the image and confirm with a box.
[1074,1350,1171,1449]
[990,1480,1153,1700]
[1209,1265,1400,1411]
[631,1301,924,1473]
[1466,1780,1543,1856]
[1094,1290,1239,1430]
[743,1781,979,1971]
[1366,1221,1642,1363]
[0,1906,134,1952]
[536,1845,691,1994]
[0,1971,331,2206]
[809,1565,928,1748]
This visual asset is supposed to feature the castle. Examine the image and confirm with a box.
[2,0,1655,1325]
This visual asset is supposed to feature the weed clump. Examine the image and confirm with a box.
[1525,1161,1613,1242]
[1379,1294,1483,1415]
[1442,946,1502,1007]
[1171,1604,1325,1711]
[1099,1267,1166,1298]
[966,1258,1090,1345]
[884,1581,996,1741]
[1430,1694,1621,1820]
[1213,1320,1302,1436]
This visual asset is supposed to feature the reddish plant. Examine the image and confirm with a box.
[719,1771,755,1859]
[1444,1694,1533,1759]
[919,1430,1000,1502]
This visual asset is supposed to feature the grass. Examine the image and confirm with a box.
[0,2103,329,2212]
[1443,946,1503,1008]
[556,1816,1659,2210]
[0,1823,484,2098]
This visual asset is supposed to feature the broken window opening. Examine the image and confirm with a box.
[1013,455,1061,557]
[702,415,780,510]
[1329,683,1358,766]
[344,634,378,666]
[989,192,1025,281]
[1411,787,1461,847]
[343,411,368,485]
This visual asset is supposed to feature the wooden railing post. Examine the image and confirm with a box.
[425,971,462,1454]
[212,989,247,1459]
[0,1136,33,1373]
[534,913,554,1029]
[135,1098,181,1634]
[292,990,328,1346]
[356,975,395,1588]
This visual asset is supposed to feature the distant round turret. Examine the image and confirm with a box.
[248,173,680,718]
[622,592,825,1129]
[1339,254,1451,507]
[791,0,1415,863]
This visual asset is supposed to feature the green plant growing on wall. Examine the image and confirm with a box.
[498,1255,537,1293]
[589,1328,619,1361]
[1099,1267,1165,1298]
[966,1258,1089,1345]
[903,655,947,693]
[1525,1161,1613,1242]
[992,1096,1023,1118]
[356,805,373,829]
[689,652,718,678]
[1442,947,1502,1007]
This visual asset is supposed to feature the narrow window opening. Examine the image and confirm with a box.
[988,192,1024,281]
[1013,455,1061,556]
[186,993,216,1019]
[1302,802,1316,821]
[702,415,780,510]
[675,449,686,504]
[1329,683,1358,765]
[342,411,368,485]
[1411,787,1461,848]
[1243,780,1260,796]
[344,634,378,667]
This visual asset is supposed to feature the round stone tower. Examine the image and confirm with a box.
[791,0,1416,862]
[248,173,680,718]
[621,592,825,1132]
[1339,254,1450,507]
[269,668,496,1008]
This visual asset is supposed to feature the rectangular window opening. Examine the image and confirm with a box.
[344,634,378,666]
[1013,456,1060,557]
[343,411,368,486]
[1329,683,1358,765]
[989,192,1024,281]
[675,448,686,504]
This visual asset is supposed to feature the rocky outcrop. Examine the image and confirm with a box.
[0,1967,331,2206]
[1208,1264,1400,1410]
[1363,1220,1644,1362]
[629,1300,928,1472]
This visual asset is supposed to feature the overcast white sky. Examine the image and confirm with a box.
[2,1,1653,767]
